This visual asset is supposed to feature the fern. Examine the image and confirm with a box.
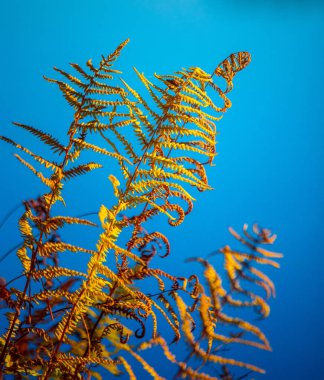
[0,41,282,379]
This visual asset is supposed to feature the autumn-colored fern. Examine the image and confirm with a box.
[0,40,281,379]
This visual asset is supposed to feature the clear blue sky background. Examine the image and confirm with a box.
[0,1,323,379]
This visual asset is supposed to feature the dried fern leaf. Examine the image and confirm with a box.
[0,136,60,172]
[63,162,102,180]
[12,122,66,154]
[14,154,55,189]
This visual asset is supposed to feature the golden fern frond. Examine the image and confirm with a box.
[72,138,132,164]
[178,223,281,378]
[14,154,55,189]
[214,51,251,92]
[69,62,92,80]
[130,179,195,200]
[249,266,276,298]
[229,225,283,258]
[221,246,280,268]
[174,293,266,374]
[123,346,165,380]
[31,267,86,281]
[128,232,170,258]
[18,210,34,240]
[120,79,159,120]
[127,102,156,137]
[145,152,207,184]
[157,140,215,158]
[138,336,219,380]
[105,125,139,162]
[40,216,97,234]
[132,119,149,149]
[43,76,83,109]
[0,136,60,172]
[76,118,134,133]
[105,240,146,265]
[31,288,77,304]
[37,241,96,256]
[53,67,89,90]
[159,125,215,144]
[48,352,119,374]
[11,122,66,154]
[134,69,165,110]
[101,38,130,68]
[16,245,31,272]
[119,357,136,380]
[136,167,209,190]
[63,162,102,180]
[124,194,175,220]
[154,295,180,342]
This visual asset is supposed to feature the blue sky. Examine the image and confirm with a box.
[0,1,323,379]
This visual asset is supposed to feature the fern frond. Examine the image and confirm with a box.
[53,67,88,90]
[138,336,218,380]
[69,62,92,80]
[130,179,195,201]
[72,138,132,165]
[128,232,170,258]
[158,141,214,158]
[17,245,31,272]
[0,136,60,172]
[124,194,175,221]
[31,267,86,281]
[40,216,97,234]
[134,68,165,110]
[37,241,96,256]
[229,226,283,258]
[104,126,139,162]
[125,347,165,380]
[32,288,77,304]
[63,162,102,180]
[159,125,215,145]
[249,267,276,298]
[154,295,180,342]
[214,52,251,92]
[12,122,66,154]
[119,357,136,380]
[14,154,55,189]
[137,167,210,190]
[120,79,160,119]
[43,76,83,108]
[221,246,280,268]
